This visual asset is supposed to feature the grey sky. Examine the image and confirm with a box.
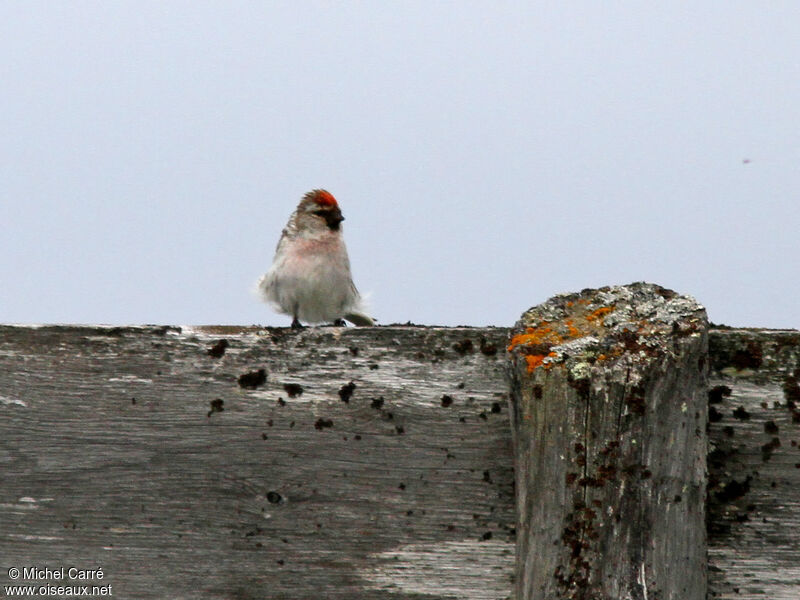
[1,2,798,328]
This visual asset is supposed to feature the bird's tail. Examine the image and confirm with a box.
[344,312,375,326]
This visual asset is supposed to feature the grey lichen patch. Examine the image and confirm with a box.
[508,282,707,381]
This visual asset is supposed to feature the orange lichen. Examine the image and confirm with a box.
[508,322,564,351]
[565,319,580,338]
[525,355,546,372]
[586,306,614,322]
[509,302,622,373]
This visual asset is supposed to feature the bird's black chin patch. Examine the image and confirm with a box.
[313,207,344,230]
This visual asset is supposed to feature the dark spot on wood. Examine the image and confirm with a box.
[626,393,646,416]
[641,469,652,479]
[732,406,750,420]
[441,395,453,407]
[577,476,604,488]
[314,418,333,430]
[490,402,502,413]
[479,337,498,356]
[655,286,678,299]
[348,346,359,356]
[398,483,406,490]
[723,426,735,437]
[568,377,591,401]
[207,398,224,418]
[783,375,800,407]
[597,464,616,481]
[621,464,640,477]
[764,420,779,434]
[238,368,267,389]
[452,338,474,355]
[732,341,763,370]
[479,411,488,421]
[709,406,723,422]
[207,339,229,358]
[266,491,283,504]
[277,397,286,406]
[283,383,303,398]
[481,531,493,541]
[709,385,732,404]
[338,381,356,403]
[131,397,136,405]
[533,385,543,399]
[714,476,751,503]
[761,437,781,461]
[395,425,405,435]
[354,434,361,440]
[599,440,619,456]
[370,397,384,410]
[483,470,492,483]
[674,495,682,503]
[368,363,379,370]
[261,433,267,440]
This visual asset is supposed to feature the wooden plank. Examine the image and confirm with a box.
[707,329,800,600]
[0,325,514,600]
[2,322,799,599]
[507,283,708,600]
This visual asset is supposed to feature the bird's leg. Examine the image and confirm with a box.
[332,318,347,327]
[291,317,304,330]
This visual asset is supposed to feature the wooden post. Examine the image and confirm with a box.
[507,282,708,600]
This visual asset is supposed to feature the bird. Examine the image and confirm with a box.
[257,189,374,328]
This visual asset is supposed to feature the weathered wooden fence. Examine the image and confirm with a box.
[1,283,798,599]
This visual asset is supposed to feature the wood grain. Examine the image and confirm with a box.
[0,325,514,600]
[707,329,800,600]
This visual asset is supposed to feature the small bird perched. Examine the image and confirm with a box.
[257,189,374,328]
